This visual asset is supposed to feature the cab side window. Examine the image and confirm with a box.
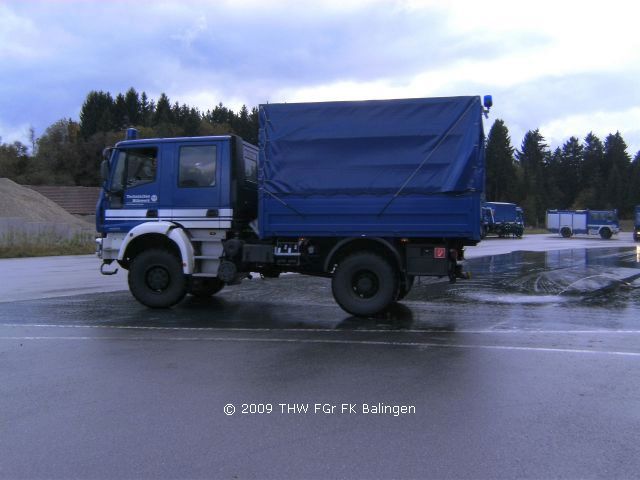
[179,145,217,188]
[244,149,258,183]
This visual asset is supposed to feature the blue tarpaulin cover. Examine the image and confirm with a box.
[257,96,485,239]
[259,96,484,196]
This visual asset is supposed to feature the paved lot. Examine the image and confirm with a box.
[0,233,639,479]
[1,232,637,303]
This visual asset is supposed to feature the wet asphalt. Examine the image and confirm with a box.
[1,243,640,479]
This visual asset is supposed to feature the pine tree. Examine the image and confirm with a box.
[153,93,173,126]
[545,147,564,209]
[485,119,516,202]
[124,88,141,126]
[182,107,201,136]
[558,136,583,208]
[516,129,550,226]
[79,91,115,138]
[629,151,640,209]
[576,132,605,208]
[113,93,128,129]
[233,105,253,141]
[153,93,175,137]
[603,132,631,215]
[248,107,259,145]
[140,91,151,127]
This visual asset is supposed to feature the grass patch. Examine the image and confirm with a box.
[0,230,95,258]
[619,219,634,231]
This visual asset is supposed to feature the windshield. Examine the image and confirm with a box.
[590,211,616,223]
[110,147,158,191]
[111,150,126,191]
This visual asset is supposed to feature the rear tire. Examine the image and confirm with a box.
[128,249,187,308]
[560,227,572,238]
[396,275,415,301]
[600,228,612,239]
[332,252,397,317]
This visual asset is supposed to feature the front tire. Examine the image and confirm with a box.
[331,252,397,317]
[560,227,572,238]
[600,228,612,239]
[128,249,187,308]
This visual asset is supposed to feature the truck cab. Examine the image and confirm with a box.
[481,202,524,238]
[96,133,259,303]
[97,134,257,237]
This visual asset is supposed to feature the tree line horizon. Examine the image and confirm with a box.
[1,88,639,225]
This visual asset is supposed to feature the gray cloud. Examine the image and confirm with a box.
[1,1,638,156]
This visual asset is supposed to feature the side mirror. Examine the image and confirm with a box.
[101,147,114,189]
[100,159,109,185]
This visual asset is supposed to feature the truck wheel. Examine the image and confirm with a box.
[560,227,572,238]
[600,228,612,239]
[634,232,639,242]
[396,275,415,301]
[128,249,187,308]
[331,252,397,317]
[188,278,224,297]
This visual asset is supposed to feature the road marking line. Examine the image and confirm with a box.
[1,323,640,335]
[1,335,640,357]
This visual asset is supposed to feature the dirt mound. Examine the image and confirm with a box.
[0,178,94,231]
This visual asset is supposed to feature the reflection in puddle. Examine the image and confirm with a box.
[460,292,568,305]
[439,247,640,305]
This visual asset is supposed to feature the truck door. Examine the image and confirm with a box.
[170,141,229,229]
[102,145,163,232]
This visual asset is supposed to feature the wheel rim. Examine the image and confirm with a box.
[351,270,379,298]
[146,265,171,292]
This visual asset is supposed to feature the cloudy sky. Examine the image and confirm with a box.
[2,0,640,155]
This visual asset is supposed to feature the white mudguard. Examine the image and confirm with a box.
[117,221,195,274]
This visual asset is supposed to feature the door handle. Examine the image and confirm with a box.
[146,209,158,218]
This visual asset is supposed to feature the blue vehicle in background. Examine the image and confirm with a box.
[546,209,619,239]
[481,201,524,238]
[634,205,640,241]
[96,95,492,316]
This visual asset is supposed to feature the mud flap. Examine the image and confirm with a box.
[448,248,470,283]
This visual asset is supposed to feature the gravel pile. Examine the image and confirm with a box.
[0,178,94,235]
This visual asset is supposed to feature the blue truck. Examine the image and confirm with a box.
[481,201,524,238]
[634,205,640,242]
[546,209,619,239]
[96,95,491,316]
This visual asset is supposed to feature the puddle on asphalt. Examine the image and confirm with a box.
[412,247,640,306]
